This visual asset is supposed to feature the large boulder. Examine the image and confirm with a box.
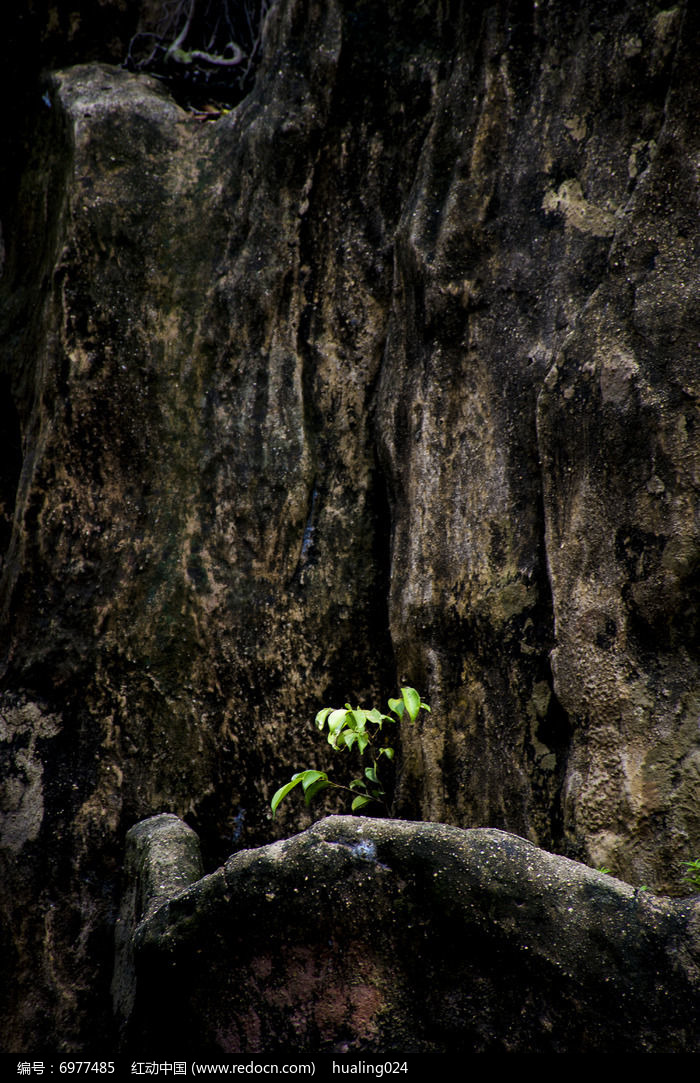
[120,814,700,1054]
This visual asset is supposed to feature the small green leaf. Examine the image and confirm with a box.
[380,746,394,760]
[365,766,379,784]
[304,778,331,804]
[349,778,367,791]
[357,732,370,754]
[270,776,304,817]
[300,770,327,793]
[328,708,349,731]
[315,707,332,730]
[387,697,404,720]
[327,709,350,748]
[350,709,367,731]
[351,794,374,812]
[401,686,421,722]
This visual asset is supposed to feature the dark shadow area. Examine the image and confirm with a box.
[124,0,271,110]
[0,378,21,565]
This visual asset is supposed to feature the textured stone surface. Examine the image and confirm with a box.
[0,0,698,1053]
[123,815,700,1054]
[376,1,700,879]
[113,813,203,1043]
[537,10,700,884]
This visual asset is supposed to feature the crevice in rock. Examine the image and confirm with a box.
[124,0,273,112]
[0,378,22,571]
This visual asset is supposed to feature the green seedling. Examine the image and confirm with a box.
[271,686,430,818]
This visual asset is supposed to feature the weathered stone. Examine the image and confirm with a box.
[0,4,416,1047]
[537,6,700,886]
[112,813,203,1044]
[0,2,146,243]
[376,1,699,875]
[0,0,698,1053]
[123,815,700,1053]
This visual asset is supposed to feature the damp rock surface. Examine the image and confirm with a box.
[0,0,698,1052]
[122,815,700,1054]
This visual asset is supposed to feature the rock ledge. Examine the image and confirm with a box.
[117,814,700,1053]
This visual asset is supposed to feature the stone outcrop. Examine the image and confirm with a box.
[120,814,700,1054]
[113,813,203,1037]
[0,0,698,1053]
[375,1,700,880]
[537,12,700,883]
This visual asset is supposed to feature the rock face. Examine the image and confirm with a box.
[121,814,700,1054]
[113,813,203,1037]
[537,13,700,884]
[376,1,700,876]
[0,0,698,1053]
